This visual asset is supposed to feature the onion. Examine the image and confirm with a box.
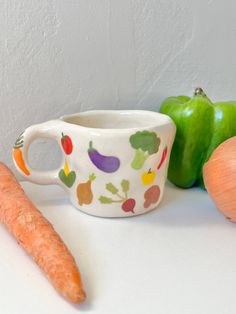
[203,136,236,222]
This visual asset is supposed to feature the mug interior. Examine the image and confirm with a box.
[61,110,171,130]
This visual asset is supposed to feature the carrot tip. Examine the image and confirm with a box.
[0,162,86,305]
[68,289,86,304]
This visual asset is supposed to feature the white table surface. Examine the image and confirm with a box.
[0,181,236,314]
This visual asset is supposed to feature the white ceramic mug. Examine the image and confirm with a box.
[13,110,176,218]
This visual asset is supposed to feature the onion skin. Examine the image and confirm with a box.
[203,136,236,222]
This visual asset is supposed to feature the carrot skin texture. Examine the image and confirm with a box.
[0,163,86,303]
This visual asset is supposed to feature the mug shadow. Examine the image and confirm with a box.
[27,181,233,230]
[40,182,231,228]
[133,182,232,228]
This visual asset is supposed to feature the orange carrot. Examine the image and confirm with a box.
[0,162,86,303]
[12,148,30,176]
[12,134,30,176]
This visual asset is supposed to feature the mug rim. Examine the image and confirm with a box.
[60,110,174,132]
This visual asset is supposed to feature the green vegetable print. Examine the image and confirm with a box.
[58,169,76,188]
[99,180,130,204]
[129,131,161,170]
[99,196,113,204]
[106,183,119,194]
[99,179,136,213]
[121,179,129,198]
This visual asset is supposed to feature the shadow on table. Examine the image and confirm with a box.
[136,182,233,228]
[29,181,234,228]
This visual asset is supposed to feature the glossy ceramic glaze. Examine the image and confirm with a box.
[13,110,176,217]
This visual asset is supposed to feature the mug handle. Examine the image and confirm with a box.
[12,120,65,185]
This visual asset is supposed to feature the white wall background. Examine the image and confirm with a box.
[2,0,236,176]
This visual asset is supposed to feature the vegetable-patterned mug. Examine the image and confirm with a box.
[13,110,176,218]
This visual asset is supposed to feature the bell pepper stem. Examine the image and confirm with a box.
[194,87,207,97]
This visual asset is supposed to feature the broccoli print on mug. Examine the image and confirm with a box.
[129,131,161,170]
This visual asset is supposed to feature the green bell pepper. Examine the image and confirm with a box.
[160,88,236,188]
